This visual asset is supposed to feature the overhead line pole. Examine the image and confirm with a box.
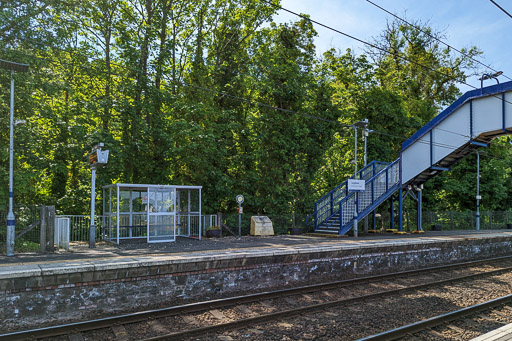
[476,151,480,231]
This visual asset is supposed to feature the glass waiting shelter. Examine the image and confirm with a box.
[102,184,202,244]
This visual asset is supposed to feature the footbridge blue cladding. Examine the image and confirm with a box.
[401,80,512,186]
[308,80,512,235]
[402,81,512,152]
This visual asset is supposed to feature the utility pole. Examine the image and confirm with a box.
[363,125,369,233]
[353,126,358,176]
[476,151,480,231]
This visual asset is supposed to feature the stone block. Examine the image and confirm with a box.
[26,276,44,289]
[128,267,149,278]
[13,277,28,290]
[102,270,119,280]
[81,271,94,283]
[0,279,14,291]
[56,274,70,285]
[93,270,117,281]
[42,275,57,287]
[148,266,160,276]
[250,216,274,236]
[68,273,83,284]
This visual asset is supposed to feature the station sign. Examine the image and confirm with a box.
[236,194,244,204]
[348,179,366,192]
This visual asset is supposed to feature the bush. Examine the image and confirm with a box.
[15,239,39,252]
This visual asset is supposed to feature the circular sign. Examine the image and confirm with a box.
[236,194,244,204]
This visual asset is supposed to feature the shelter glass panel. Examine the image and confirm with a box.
[176,189,201,238]
[117,189,147,239]
[147,187,176,242]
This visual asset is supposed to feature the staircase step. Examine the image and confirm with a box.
[306,232,348,238]
[315,228,339,234]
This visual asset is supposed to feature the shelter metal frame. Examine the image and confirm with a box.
[102,183,202,244]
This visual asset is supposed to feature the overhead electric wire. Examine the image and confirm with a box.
[365,0,512,81]
[1,47,351,128]
[261,0,512,107]
[489,0,512,20]
[1,47,506,156]
[2,19,510,157]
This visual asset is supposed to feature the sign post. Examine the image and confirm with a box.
[236,195,244,237]
[348,179,365,237]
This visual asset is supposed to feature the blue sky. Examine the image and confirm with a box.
[274,0,511,94]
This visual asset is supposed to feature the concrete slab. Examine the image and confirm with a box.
[91,258,140,271]
[39,262,94,275]
[0,264,41,279]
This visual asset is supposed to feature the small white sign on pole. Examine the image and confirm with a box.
[348,179,366,192]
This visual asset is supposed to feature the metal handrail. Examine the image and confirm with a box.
[338,158,399,207]
[309,158,400,230]
[306,160,391,226]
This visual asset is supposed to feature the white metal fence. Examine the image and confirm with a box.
[56,214,217,242]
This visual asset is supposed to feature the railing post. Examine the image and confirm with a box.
[386,168,389,192]
[339,201,343,232]
[330,192,334,216]
[371,179,375,203]
[314,203,318,230]
[356,193,359,216]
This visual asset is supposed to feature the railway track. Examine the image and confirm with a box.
[3,255,512,341]
[359,294,512,340]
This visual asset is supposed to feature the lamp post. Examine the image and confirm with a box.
[88,143,109,248]
[475,71,501,229]
[479,71,502,94]
[351,119,368,237]
[0,59,29,256]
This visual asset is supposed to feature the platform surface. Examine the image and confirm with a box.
[471,322,512,341]
[1,230,512,278]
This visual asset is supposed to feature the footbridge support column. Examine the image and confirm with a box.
[417,187,422,231]
[390,196,394,229]
[398,189,403,232]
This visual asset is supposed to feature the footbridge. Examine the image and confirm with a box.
[307,81,512,235]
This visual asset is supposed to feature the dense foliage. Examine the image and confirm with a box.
[1,0,510,217]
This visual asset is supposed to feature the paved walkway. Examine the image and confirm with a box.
[1,230,511,268]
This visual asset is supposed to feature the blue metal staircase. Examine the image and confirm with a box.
[306,81,512,235]
[306,159,400,235]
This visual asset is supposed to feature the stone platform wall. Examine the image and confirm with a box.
[2,235,512,332]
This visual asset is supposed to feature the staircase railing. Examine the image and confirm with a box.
[337,158,400,234]
[306,161,390,229]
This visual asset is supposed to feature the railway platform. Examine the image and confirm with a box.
[471,322,512,341]
[2,229,512,332]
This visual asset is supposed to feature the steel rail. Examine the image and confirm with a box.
[2,255,512,341]
[141,263,512,340]
[357,293,512,341]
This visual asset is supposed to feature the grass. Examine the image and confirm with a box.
[0,239,40,254]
